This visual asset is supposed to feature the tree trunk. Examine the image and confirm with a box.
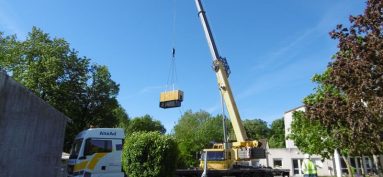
[380,155,383,177]
[342,156,353,177]
[373,155,383,177]
[334,149,342,177]
[359,157,366,177]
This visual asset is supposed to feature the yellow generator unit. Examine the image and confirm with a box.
[159,90,184,109]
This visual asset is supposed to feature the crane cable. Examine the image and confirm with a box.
[221,93,229,149]
[166,0,178,92]
[172,0,184,116]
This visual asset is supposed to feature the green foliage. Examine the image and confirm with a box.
[268,118,286,148]
[122,131,178,177]
[242,118,286,148]
[289,111,336,159]
[173,111,288,166]
[86,64,120,127]
[173,110,224,168]
[0,27,128,151]
[243,119,270,140]
[126,115,166,135]
[114,106,130,133]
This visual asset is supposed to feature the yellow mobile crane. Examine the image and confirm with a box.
[194,0,262,170]
[176,1,289,176]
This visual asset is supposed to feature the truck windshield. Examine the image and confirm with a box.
[202,151,225,161]
[69,138,83,159]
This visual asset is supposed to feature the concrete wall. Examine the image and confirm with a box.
[0,71,68,177]
[284,106,305,149]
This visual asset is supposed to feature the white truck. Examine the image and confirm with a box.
[67,128,125,177]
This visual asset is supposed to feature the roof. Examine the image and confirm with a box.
[284,105,305,114]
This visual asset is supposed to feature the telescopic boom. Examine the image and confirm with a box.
[194,0,248,142]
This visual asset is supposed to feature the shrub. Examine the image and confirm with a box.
[122,131,178,177]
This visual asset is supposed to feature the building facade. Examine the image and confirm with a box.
[258,106,381,177]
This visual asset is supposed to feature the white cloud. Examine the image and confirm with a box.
[238,57,319,100]
[138,85,164,94]
[244,2,356,99]
[253,1,356,73]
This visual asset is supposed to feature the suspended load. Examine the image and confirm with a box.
[159,47,184,109]
[159,90,183,109]
[159,6,183,109]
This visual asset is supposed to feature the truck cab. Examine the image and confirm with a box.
[67,128,125,177]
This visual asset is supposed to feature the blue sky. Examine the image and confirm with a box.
[0,0,365,132]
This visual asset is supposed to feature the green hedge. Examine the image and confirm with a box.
[122,131,178,177]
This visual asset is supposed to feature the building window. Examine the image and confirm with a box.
[340,156,374,174]
[350,157,356,167]
[364,156,373,173]
[293,159,304,175]
[273,159,282,168]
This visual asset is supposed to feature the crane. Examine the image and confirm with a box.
[194,0,263,170]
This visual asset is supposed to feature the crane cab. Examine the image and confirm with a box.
[159,90,184,108]
[199,148,233,170]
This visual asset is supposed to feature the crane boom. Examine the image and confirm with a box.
[194,0,220,61]
[194,0,248,142]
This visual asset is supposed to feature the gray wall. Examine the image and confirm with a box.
[0,71,68,177]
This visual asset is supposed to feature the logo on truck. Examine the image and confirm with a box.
[100,131,117,136]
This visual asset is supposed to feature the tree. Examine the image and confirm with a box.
[0,27,127,151]
[328,0,383,116]
[291,1,383,175]
[122,131,178,177]
[126,115,166,135]
[304,0,383,156]
[173,110,224,168]
[242,119,270,140]
[85,65,120,127]
[289,111,336,159]
[0,32,18,64]
[327,0,383,157]
[289,72,361,176]
[268,118,286,148]
[114,106,130,133]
